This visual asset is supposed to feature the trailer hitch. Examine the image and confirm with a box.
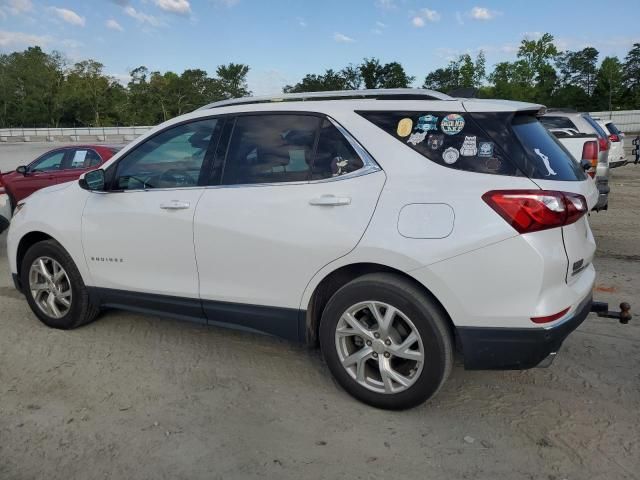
[591,301,632,324]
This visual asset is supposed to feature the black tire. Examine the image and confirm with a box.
[21,239,100,329]
[319,273,453,410]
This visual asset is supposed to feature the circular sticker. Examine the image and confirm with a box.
[442,147,460,164]
[396,118,413,137]
[441,113,465,136]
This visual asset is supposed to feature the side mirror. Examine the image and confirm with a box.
[16,165,27,175]
[79,169,105,191]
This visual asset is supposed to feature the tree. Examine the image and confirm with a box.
[622,43,640,109]
[518,33,558,86]
[593,56,624,111]
[422,51,485,93]
[214,63,250,99]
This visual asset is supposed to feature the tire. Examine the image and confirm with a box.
[21,239,100,329]
[319,273,453,410]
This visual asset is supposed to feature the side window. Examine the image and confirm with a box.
[69,149,101,169]
[358,111,519,176]
[30,151,65,172]
[222,114,320,185]
[114,118,218,190]
[311,120,364,180]
[540,116,578,131]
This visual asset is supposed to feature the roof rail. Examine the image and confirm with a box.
[545,108,579,113]
[197,88,453,110]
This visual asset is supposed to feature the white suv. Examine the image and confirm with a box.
[7,90,599,409]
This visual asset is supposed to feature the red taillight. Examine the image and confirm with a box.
[482,190,588,234]
[598,137,609,152]
[608,134,620,142]
[581,140,598,178]
[531,307,570,324]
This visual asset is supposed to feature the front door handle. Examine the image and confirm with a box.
[160,200,190,210]
[309,195,351,206]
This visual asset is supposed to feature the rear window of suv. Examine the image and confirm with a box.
[358,110,586,181]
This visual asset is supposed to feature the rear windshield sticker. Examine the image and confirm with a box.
[478,142,494,157]
[485,158,502,171]
[441,114,465,135]
[427,133,444,150]
[534,148,557,176]
[416,114,438,132]
[396,118,413,137]
[460,136,478,156]
[407,131,427,145]
[443,147,460,164]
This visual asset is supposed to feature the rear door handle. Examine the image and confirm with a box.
[309,195,351,206]
[160,200,190,210]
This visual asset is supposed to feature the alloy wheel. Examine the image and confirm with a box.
[28,257,72,319]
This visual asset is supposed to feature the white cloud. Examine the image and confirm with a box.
[50,7,85,26]
[0,0,32,18]
[333,32,355,43]
[469,6,498,20]
[0,29,50,47]
[153,0,191,15]
[106,18,124,31]
[376,21,386,28]
[124,5,161,26]
[411,8,440,27]
[297,17,307,27]
[455,11,464,25]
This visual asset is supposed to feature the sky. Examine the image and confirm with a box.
[1,0,639,95]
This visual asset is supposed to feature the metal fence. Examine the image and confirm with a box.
[589,110,640,135]
[0,126,152,140]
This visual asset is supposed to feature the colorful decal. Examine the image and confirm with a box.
[440,113,465,135]
[442,147,460,164]
[416,114,438,132]
[396,118,413,137]
[534,148,557,176]
[485,158,502,171]
[460,136,478,156]
[407,131,427,146]
[478,142,494,158]
[427,133,444,150]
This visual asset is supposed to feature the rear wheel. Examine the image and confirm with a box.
[319,273,453,410]
[21,240,99,329]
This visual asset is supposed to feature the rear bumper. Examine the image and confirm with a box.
[594,179,609,211]
[458,294,592,370]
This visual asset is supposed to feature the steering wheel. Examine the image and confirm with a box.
[159,169,196,187]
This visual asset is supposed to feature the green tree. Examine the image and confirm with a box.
[214,63,251,99]
[622,43,640,109]
[593,56,624,111]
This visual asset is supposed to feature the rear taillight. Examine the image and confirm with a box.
[598,137,609,152]
[482,190,588,234]
[608,134,620,142]
[531,307,570,324]
[581,140,598,178]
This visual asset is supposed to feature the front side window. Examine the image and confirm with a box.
[222,114,320,185]
[30,150,65,172]
[114,118,218,190]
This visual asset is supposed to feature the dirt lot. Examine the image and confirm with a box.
[0,147,638,480]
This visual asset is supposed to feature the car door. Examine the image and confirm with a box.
[11,149,67,201]
[56,148,104,185]
[82,118,221,318]
[193,114,386,340]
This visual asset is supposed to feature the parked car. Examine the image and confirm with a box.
[594,118,626,168]
[0,145,121,233]
[7,89,600,409]
[540,111,610,210]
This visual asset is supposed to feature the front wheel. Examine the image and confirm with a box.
[21,239,100,329]
[319,273,453,410]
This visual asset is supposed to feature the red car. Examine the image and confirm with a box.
[1,144,121,208]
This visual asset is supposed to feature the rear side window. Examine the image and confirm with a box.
[583,115,608,139]
[222,114,320,185]
[358,111,519,176]
[312,119,364,180]
[540,116,578,131]
[359,111,586,181]
[69,149,101,169]
[606,122,622,135]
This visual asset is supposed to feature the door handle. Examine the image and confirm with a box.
[160,200,190,210]
[309,195,351,206]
